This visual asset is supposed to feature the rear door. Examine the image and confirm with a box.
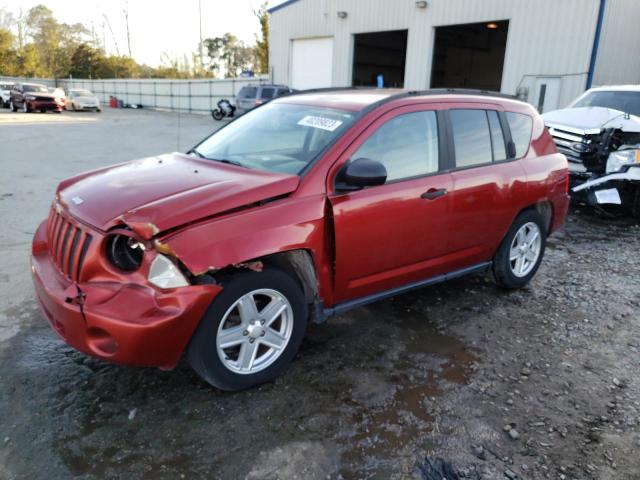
[444,106,528,268]
[329,104,453,302]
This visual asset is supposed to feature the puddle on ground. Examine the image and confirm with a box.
[339,299,477,477]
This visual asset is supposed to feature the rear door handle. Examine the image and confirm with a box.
[421,188,448,200]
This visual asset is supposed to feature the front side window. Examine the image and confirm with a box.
[193,102,355,175]
[506,112,533,158]
[351,111,439,182]
[450,109,493,167]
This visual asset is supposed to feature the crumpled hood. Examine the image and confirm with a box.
[57,153,300,236]
[542,106,640,133]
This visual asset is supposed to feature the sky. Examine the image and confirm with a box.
[2,0,287,66]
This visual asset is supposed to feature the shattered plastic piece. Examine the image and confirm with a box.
[234,261,264,272]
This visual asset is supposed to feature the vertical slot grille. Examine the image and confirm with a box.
[46,209,93,281]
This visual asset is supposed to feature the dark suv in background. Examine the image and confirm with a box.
[10,82,63,113]
[235,84,294,115]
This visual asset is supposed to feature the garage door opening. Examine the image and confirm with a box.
[431,21,509,91]
[352,30,408,88]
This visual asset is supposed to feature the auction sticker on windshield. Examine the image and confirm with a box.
[298,115,343,131]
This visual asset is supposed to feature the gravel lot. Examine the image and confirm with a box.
[1,107,639,480]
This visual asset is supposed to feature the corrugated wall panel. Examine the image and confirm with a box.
[270,0,604,108]
[593,0,640,87]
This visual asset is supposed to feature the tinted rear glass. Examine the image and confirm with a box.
[238,87,257,99]
[260,87,275,99]
[506,112,533,158]
[450,109,493,167]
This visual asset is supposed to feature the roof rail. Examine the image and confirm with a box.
[406,88,518,100]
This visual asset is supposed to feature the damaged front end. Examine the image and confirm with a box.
[31,204,222,370]
[546,124,640,217]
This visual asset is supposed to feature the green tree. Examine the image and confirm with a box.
[204,33,256,78]
[69,43,105,78]
[16,43,43,77]
[0,27,17,76]
[254,2,269,74]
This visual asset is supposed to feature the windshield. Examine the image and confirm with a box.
[572,91,640,117]
[72,89,92,97]
[0,83,12,90]
[23,84,49,93]
[192,103,356,175]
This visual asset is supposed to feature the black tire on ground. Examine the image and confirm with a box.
[187,267,308,391]
[10,100,17,112]
[212,109,224,121]
[493,209,547,289]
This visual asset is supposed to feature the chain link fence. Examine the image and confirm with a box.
[0,75,269,114]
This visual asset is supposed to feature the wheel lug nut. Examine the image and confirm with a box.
[243,330,248,336]
[249,338,255,343]
[260,319,265,325]
[260,331,265,336]
[250,320,255,325]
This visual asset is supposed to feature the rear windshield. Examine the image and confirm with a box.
[572,90,640,117]
[238,86,257,99]
[192,103,356,175]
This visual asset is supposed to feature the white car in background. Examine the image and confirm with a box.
[1,82,13,107]
[66,88,101,112]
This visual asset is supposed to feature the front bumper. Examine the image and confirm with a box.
[571,167,640,206]
[31,220,221,369]
[27,100,63,111]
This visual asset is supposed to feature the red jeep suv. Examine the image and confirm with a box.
[31,89,569,390]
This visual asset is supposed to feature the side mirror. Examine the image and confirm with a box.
[337,158,387,191]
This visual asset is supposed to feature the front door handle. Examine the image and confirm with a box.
[421,188,448,200]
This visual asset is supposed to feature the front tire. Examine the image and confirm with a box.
[10,100,17,112]
[493,210,546,289]
[188,268,308,391]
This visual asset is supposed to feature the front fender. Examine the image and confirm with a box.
[162,194,328,277]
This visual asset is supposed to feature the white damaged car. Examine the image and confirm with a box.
[66,88,101,112]
[543,85,640,217]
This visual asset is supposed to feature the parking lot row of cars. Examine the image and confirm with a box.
[0,81,101,113]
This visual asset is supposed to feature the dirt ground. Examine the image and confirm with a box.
[1,108,639,480]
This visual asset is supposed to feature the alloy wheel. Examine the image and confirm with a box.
[509,222,542,277]
[216,288,293,375]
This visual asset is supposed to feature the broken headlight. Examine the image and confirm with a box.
[606,148,640,174]
[148,254,189,289]
[106,234,144,271]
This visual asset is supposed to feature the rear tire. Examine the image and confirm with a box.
[187,267,308,391]
[632,186,640,220]
[493,210,547,289]
[212,109,224,121]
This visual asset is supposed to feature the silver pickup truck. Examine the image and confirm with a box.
[542,86,640,218]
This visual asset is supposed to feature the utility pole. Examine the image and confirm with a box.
[102,13,121,56]
[198,0,204,71]
[124,0,132,57]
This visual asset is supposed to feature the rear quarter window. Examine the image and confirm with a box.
[506,112,533,158]
[260,87,275,100]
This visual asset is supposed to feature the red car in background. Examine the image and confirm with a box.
[10,82,63,113]
[31,89,569,390]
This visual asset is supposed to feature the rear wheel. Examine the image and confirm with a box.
[188,268,308,390]
[212,109,224,121]
[493,210,546,289]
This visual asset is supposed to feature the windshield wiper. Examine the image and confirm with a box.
[188,149,249,168]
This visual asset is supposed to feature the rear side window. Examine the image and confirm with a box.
[238,87,257,99]
[506,112,533,158]
[260,87,275,99]
[352,111,439,182]
[450,110,493,167]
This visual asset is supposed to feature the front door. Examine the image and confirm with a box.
[329,106,453,303]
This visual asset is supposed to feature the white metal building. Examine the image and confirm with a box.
[268,0,640,112]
